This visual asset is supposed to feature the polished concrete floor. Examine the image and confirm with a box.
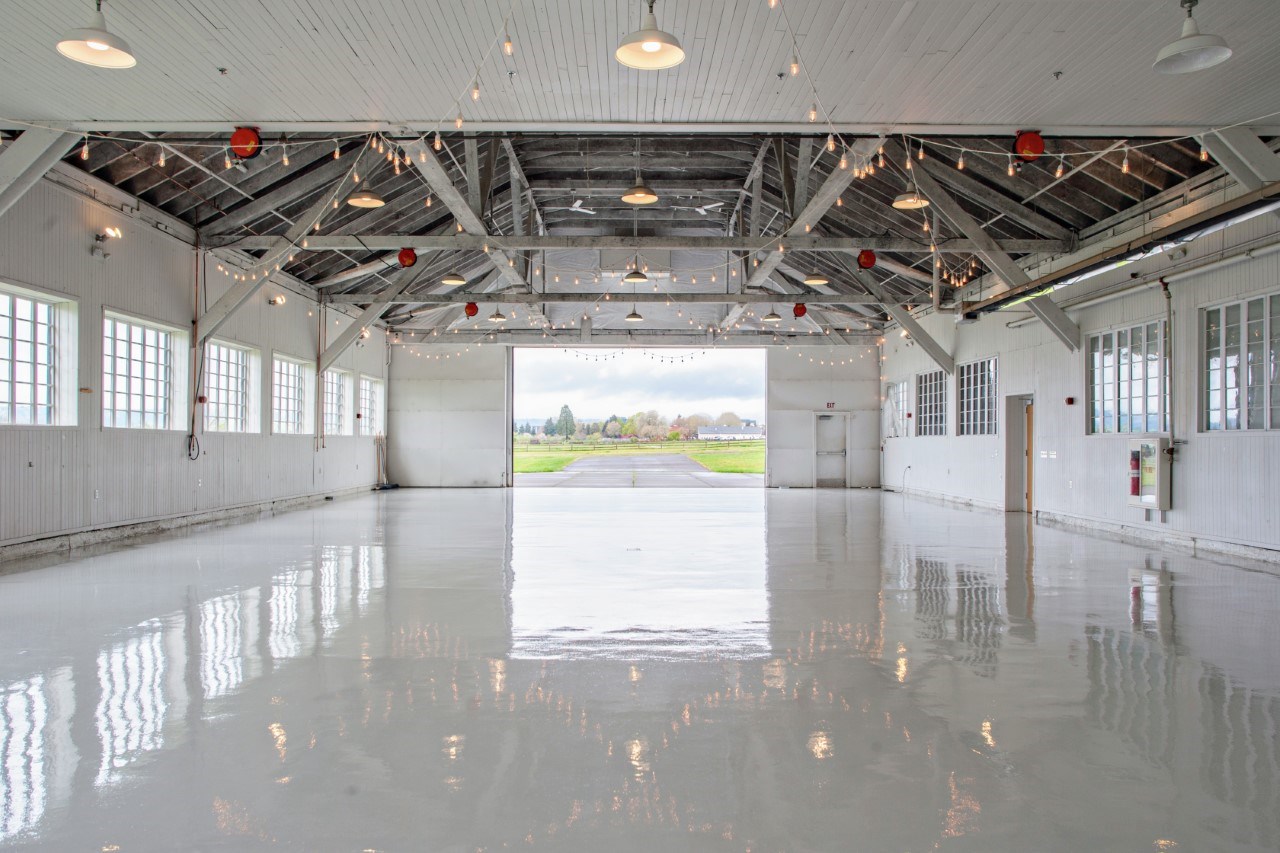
[517,453,763,487]
[1,490,1278,851]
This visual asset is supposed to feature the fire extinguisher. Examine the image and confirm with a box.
[1129,449,1141,496]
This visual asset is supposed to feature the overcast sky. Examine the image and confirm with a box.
[513,347,767,423]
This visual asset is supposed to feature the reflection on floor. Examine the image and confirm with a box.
[1,490,1278,850]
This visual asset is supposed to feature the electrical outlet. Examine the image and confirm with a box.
[197,479,202,488]
[93,489,100,500]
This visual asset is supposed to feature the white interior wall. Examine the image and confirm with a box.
[0,177,386,551]
[387,344,510,487]
[881,210,1280,554]
[766,345,881,488]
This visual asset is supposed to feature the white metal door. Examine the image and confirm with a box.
[847,410,879,487]
[814,413,847,488]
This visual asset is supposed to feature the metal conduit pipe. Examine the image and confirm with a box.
[1005,236,1280,329]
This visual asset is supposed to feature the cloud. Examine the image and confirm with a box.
[514,347,767,422]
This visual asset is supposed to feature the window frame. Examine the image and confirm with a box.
[915,369,947,437]
[0,282,77,427]
[322,368,353,436]
[1200,290,1280,432]
[1086,320,1169,435]
[884,380,909,438]
[203,339,260,434]
[957,357,999,436]
[101,309,187,431]
[358,375,384,437]
[271,354,314,436]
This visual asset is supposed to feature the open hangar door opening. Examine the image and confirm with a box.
[3,0,1280,848]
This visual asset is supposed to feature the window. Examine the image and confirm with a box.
[0,291,57,425]
[272,356,312,435]
[915,370,946,436]
[204,341,257,433]
[359,376,384,436]
[957,357,998,436]
[885,381,908,437]
[1203,293,1280,431]
[1088,322,1168,434]
[103,314,184,430]
[322,370,350,435]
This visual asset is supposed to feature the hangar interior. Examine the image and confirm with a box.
[1,1,1278,849]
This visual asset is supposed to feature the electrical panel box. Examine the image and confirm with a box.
[1127,437,1171,511]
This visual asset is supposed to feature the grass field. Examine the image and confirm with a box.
[512,439,765,474]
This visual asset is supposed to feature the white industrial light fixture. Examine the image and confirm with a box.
[762,307,782,324]
[615,0,685,70]
[891,185,930,210]
[621,179,659,205]
[1153,0,1231,74]
[442,271,467,286]
[345,183,386,208]
[57,0,136,68]
[489,308,507,322]
[625,307,644,322]
[803,272,829,286]
[623,268,648,283]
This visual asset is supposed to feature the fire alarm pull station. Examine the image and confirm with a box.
[1127,438,1170,510]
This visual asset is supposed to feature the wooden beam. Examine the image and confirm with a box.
[0,129,78,219]
[326,291,882,306]
[222,233,1065,254]
[744,137,884,291]
[318,267,422,373]
[890,142,1080,351]
[198,180,342,344]
[917,158,1073,241]
[400,138,527,290]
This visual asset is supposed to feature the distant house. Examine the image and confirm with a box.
[697,425,764,441]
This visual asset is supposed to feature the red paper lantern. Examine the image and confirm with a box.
[857,249,877,269]
[793,303,807,319]
[1013,130,1045,163]
[229,127,262,160]
[464,302,479,318]
[398,248,418,268]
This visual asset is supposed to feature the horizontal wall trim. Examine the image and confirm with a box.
[0,484,376,568]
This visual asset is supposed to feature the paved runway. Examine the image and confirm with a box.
[516,453,763,487]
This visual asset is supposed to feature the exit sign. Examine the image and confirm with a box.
[826,402,835,409]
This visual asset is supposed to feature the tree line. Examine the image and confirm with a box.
[515,406,751,442]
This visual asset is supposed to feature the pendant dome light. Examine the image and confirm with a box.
[891,185,930,211]
[442,272,468,286]
[1153,0,1231,74]
[624,268,648,284]
[488,308,507,323]
[56,0,136,68]
[616,0,685,70]
[803,272,829,286]
[762,307,782,324]
[625,307,644,322]
[346,183,386,208]
[622,180,659,205]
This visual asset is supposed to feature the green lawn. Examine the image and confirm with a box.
[512,439,765,474]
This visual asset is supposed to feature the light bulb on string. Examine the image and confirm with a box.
[158,148,166,168]
[377,138,384,154]
[1007,155,1015,177]
[826,134,835,153]
[1199,142,1210,162]
[956,150,965,170]
[334,141,341,159]
[808,104,817,123]
[1055,157,1065,179]
[433,131,443,151]
[282,145,289,166]
[917,142,925,160]
[839,151,848,170]
[224,149,232,170]
[790,55,799,76]
[504,28,514,56]
[471,81,481,101]
[80,136,90,160]
[1121,148,1131,174]
[455,114,464,130]
[836,196,843,207]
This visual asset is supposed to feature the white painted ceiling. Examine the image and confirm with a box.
[2,0,1279,134]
